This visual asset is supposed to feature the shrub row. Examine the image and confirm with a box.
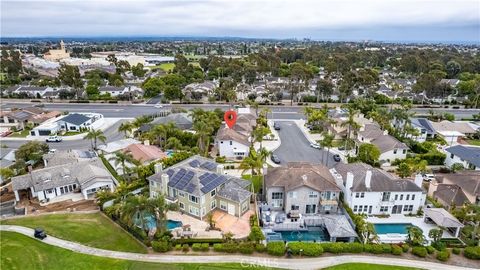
[436,250,450,262]
[173,238,224,245]
[152,241,170,253]
[267,242,286,256]
[464,246,480,260]
[412,246,427,258]
[287,242,324,256]
[192,243,210,252]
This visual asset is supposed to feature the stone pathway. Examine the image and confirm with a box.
[1,225,477,270]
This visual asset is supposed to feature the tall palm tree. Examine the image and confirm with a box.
[109,151,136,177]
[84,129,106,150]
[193,120,214,156]
[239,147,263,176]
[341,105,360,150]
[132,115,151,129]
[118,121,133,138]
[320,132,334,166]
[406,226,425,246]
[151,124,167,148]
[165,137,183,150]
[252,126,270,149]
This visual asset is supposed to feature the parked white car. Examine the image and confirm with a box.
[310,143,321,149]
[46,135,62,142]
[423,173,435,182]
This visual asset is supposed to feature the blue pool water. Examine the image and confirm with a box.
[374,223,412,234]
[145,216,182,230]
[268,227,329,242]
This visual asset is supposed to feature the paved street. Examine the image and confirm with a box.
[1,225,476,270]
[273,121,339,168]
[1,119,127,151]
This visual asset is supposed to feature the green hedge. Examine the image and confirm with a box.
[464,246,480,260]
[152,241,170,252]
[255,244,266,253]
[452,247,461,255]
[173,238,223,245]
[182,244,189,252]
[436,250,450,261]
[392,245,403,255]
[267,242,286,256]
[320,243,343,254]
[412,246,427,257]
[174,244,182,251]
[238,242,255,254]
[341,242,364,253]
[426,245,436,254]
[287,242,324,256]
[401,244,410,252]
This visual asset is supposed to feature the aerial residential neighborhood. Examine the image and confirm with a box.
[0,1,479,270]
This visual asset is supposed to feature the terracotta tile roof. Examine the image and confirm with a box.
[123,144,167,163]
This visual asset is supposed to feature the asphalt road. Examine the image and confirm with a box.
[2,101,479,119]
[273,121,339,168]
[1,119,127,151]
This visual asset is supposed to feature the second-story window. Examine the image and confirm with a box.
[210,189,216,197]
[189,195,199,204]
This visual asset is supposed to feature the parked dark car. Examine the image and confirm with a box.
[34,228,47,240]
[333,154,341,162]
[271,154,281,164]
[274,122,281,130]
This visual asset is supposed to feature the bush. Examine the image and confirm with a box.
[213,243,224,252]
[287,242,323,257]
[192,243,202,251]
[464,246,480,260]
[392,245,403,255]
[412,246,427,257]
[173,238,223,245]
[402,244,410,252]
[364,244,385,254]
[238,242,255,254]
[175,244,182,251]
[152,241,170,253]
[341,242,364,253]
[182,244,189,253]
[255,244,266,253]
[426,245,436,254]
[223,242,238,253]
[267,242,286,256]
[436,250,450,261]
[431,241,446,251]
[452,248,461,255]
[321,243,343,254]
[382,244,392,254]
[201,243,210,251]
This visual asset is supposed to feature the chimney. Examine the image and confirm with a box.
[144,140,150,146]
[365,170,372,190]
[262,163,268,175]
[161,173,169,196]
[414,173,423,188]
[154,163,163,174]
[216,164,224,174]
[346,172,354,198]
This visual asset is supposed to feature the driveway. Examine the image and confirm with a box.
[273,121,339,168]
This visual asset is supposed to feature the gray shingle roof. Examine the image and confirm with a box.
[334,162,423,192]
[59,113,91,126]
[424,208,464,228]
[445,145,480,167]
[412,118,435,133]
[139,113,193,132]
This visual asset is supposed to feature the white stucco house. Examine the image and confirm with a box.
[98,86,131,97]
[331,162,426,215]
[444,145,480,170]
[215,127,250,159]
[356,123,409,162]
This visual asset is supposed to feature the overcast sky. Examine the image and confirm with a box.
[1,0,479,43]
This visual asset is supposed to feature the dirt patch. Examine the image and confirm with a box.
[18,198,99,214]
[0,184,15,203]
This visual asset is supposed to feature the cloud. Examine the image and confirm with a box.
[1,0,479,42]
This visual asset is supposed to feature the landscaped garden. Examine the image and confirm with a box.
[324,263,422,270]
[0,213,147,253]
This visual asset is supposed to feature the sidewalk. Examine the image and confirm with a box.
[1,225,475,270]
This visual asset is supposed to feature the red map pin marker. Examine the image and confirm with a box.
[224,110,237,129]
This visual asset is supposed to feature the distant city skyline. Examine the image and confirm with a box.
[2,0,479,43]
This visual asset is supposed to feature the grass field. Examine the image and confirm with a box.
[149,62,175,72]
[8,129,30,137]
[466,139,480,146]
[0,232,276,270]
[324,263,422,270]
[0,213,147,253]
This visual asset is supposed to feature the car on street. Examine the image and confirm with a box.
[423,173,435,182]
[310,143,321,149]
[271,154,281,164]
[34,228,47,240]
[46,135,62,142]
[154,103,163,108]
[333,154,341,162]
[273,122,281,130]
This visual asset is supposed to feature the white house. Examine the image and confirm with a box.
[331,162,426,215]
[11,158,117,202]
[8,86,55,98]
[356,124,409,162]
[98,86,130,97]
[56,113,93,132]
[408,118,436,142]
[215,127,250,159]
[444,145,480,170]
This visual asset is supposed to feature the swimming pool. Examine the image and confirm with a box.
[374,223,412,234]
[268,227,329,242]
[145,216,183,230]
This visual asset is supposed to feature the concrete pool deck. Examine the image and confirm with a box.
[367,215,456,243]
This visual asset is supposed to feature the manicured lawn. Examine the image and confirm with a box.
[0,232,277,270]
[62,131,86,136]
[149,63,175,72]
[465,139,480,146]
[324,263,422,270]
[0,213,147,253]
[9,129,31,137]
[242,174,263,193]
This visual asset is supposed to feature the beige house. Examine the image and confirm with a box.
[148,155,252,219]
[43,40,70,61]
[428,171,480,209]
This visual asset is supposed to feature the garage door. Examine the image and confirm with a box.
[227,203,235,216]
[38,130,51,136]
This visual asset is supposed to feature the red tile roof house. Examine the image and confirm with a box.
[122,143,168,164]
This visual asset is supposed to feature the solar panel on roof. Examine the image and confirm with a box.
[201,161,217,171]
[186,183,196,193]
[189,160,200,167]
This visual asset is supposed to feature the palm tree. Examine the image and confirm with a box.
[260,107,272,122]
[406,226,425,246]
[341,105,360,150]
[151,124,167,148]
[84,129,106,150]
[118,121,133,138]
[239,147,263,176]
[165,137,183,150]
[252,126,270,149]
[193,120,214,156]
[132,115,151,129]
[109,151,136,177]
[319,132,334,166]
